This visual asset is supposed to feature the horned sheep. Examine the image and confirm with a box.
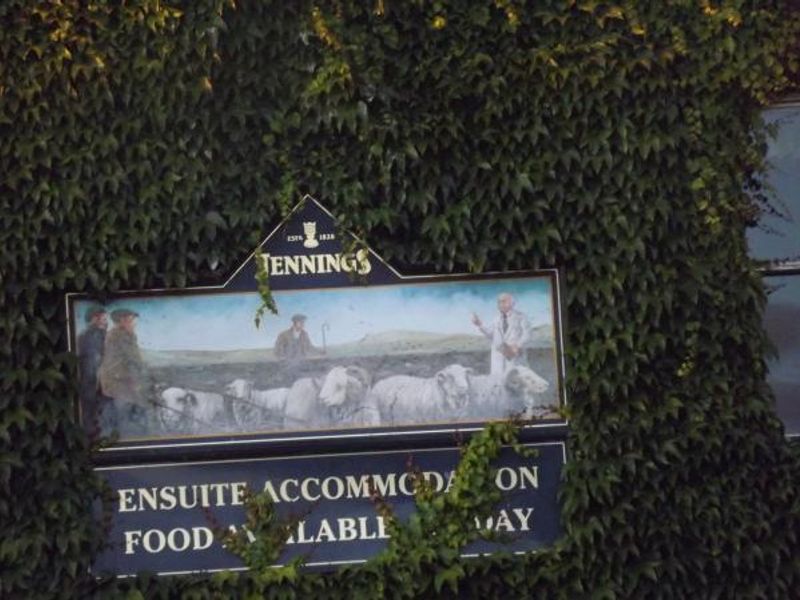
[368,364,473,426]
[224,379,290,428]
[468,365,551,420]
[318,365,377,426]
[156,387,229,434]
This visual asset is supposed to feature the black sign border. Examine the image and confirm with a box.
[94,440,568,577]
[66,196,570,464]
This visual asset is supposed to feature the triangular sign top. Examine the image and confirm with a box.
[226,195,402,291]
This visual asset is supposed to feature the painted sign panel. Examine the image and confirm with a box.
[67,197,568,457]
[69,196,569,576]
[94,442,565,576]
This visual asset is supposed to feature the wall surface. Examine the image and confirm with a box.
[1,1,799,597]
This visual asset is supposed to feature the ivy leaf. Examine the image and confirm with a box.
[433,563,465,593]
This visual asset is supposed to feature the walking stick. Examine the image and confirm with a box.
[321,322,329,354]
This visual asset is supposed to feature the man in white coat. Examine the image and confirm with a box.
[471,293,532,376]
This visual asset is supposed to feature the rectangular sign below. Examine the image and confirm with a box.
[94,442,565,576]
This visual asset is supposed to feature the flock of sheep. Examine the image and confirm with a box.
[153,364,553,436]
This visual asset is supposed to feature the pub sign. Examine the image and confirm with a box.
[66,196,569,574]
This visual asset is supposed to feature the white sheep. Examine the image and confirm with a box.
[318,365,378,426]
[224,379,290,429]
[368,364,473,426]
[468,365,551,420]
[279,366,375,429]
[156,387,229,434]
[282,376,327,429]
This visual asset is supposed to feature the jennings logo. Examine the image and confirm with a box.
[286,221,335,246]
[266,223,372,276]
[302,221,319,248]
[258,250,372,276]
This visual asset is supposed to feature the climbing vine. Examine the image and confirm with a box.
[2,1,800,598]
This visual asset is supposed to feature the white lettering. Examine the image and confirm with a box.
[167,528,191,552]
[210,483,228,506]
[377,516,389,539]
[226,524,256,544]
[178,485,198,509]
[316,519,336,543]
[512,507,534,531]
[494,510,514,532]
[284,255,300,275]
[474,507,535,533]
[321,477,344,500]
[518,466,539,489]
[260,251,372,277]
[138,487,158,511]
[445,470,456,493]
[230,482,247,506]
[124,527,216,555]
[495,467,517,491]
[193,526,214,550]
[338,518,358,541]
[262,480,280,503]
[280,479,300,503]
[301,477,320,501]
[346,475,371,499]
[300,255,316,273]
[341,254,354,272]
[118,489,136,512]
[160,486,177,510]
[294,520,314,544]
[371,473,396,497]
[143,529,166,553]
[423,471,445,492]
[270,255,284,275]
[323,254,340,272]
[355,249,372,275]
[199,484,211,507]
[398,473,413,496]
[358,516,377,540]
[124,530,141,554]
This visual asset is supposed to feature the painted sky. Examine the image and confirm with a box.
[73,277,557,351]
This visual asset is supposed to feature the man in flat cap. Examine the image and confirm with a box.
[99,308,150,436]
[274,313,316,363]
[77,306,110,434]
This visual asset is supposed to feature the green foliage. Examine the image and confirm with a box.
[210,488,309,597]
[214,420,534,599]
[338,420,534,598]
[2,0,800,598]
[253,246,279,329]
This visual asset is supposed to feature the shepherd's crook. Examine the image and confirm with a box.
[321,322,330,354]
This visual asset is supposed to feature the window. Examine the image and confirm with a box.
[748,98,800,437]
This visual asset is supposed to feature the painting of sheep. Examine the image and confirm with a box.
[149,356,556,435]
[278,365,376,429]
[224,378,289,428]
[318,366,379,426]
[469,365,551,420]
[155,387,230,435]
[369,364,473,426]
[71,270,565,441]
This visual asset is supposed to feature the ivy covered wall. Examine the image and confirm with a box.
[1,0,799,597]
